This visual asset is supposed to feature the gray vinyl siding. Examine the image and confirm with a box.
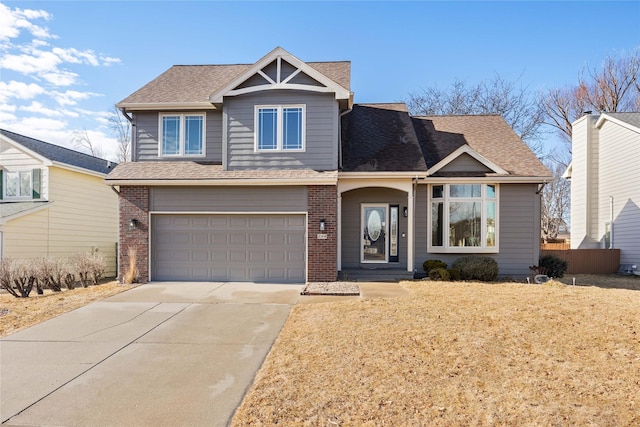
[414,183,540,278]
[133,111,222,162]
[150,186,307,212]
[225,90,338,170]
[439,153,492,173]
[341,187,409,269]
[597,121,640,264]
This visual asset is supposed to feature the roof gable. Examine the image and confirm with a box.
[0,129,116,175]
[596,112,640,133]
[427,145,508,176]
[209,47,351,105]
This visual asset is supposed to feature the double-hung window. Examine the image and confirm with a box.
[159,113,205,157]
[429,183,498,252]
[1,169,41,200]
[255,105,305,151]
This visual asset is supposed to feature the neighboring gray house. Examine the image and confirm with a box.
[566,112,640,266]
[106,47,551,283]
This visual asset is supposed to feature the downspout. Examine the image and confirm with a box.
[119,108,135,162]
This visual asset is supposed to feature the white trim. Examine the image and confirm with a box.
[427,145,508,175]
[596,113,640,134]
[116,102,217,111]
[209,47,350,104]
[427,183,499,254]
[148,211,308,283]
[157,112,207,158]
[254,104,306,152]
[0,134,52,166]
[226,84,341,98]
[51,162,109,178]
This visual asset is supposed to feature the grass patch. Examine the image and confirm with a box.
[232,280,640,426]
[0,281,131,338]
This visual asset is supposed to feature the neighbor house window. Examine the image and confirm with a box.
[429,184,498,252]
[159,113,205,156]
[256,105,305,151]
[1,169,41,200]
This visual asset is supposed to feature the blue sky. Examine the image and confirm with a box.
[1,1,639,160]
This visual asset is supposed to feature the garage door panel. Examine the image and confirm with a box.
[152,214,306,283]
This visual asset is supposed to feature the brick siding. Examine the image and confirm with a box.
[119,186,149,283]
[307,185,338,281]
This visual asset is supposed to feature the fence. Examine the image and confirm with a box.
[541,242,570,250]
[540,249,620,274]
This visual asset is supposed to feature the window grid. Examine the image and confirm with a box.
[256,105,305,151]
[159,113,205,157]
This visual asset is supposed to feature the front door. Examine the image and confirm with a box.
[362,204,388,263]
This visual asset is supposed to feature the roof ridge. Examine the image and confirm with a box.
[170,60,351,67]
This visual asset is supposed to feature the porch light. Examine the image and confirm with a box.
[129,218,138,231]
[403,207,408,217]
[319,219,326,231]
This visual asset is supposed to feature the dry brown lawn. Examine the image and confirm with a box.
[233,278,640,426]
[0,281,131,338]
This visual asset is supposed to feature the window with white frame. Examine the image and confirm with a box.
[255,105,305,151]
[159,113,205,156]
[1,169,41,200]
[429,183,498,252]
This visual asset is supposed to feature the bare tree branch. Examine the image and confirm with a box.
[109,106,131,163]
[72,129,104,158]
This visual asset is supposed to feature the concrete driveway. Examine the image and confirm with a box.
[0,282,303,427]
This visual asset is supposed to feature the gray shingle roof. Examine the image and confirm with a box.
[341,104,428,172]
[0,129,116,175]
[117,61,351,106]
[413,115,551,177]
[602,112,640,129]
[0,201,51,220]
[340,107,551,177]
[105,161,337,182]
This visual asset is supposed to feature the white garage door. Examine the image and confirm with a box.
[151,214,306,283]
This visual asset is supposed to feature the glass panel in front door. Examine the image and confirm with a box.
[362,205,387,262]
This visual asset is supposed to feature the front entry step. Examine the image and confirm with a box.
[338,268,415,282]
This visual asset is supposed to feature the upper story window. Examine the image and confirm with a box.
[429,183,498,253]
[1,168,41,200]
[255,105,305,151]
[159,113,205,157]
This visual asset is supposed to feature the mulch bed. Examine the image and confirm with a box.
[301,282,360,296]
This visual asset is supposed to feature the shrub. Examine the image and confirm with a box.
[451,256,499,282]
[10,259,37,297]
[448,268,461,281]
[423,259,447,273]
[74,252,106,287]
[539,254,568,278]
[429,268,451,281]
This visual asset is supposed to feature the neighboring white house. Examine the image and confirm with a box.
[0,129,119,275]
[566,112,640,266]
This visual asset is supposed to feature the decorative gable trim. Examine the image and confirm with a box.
[209,47,351,104]
[596,113,640,134]
[427,145,508,175]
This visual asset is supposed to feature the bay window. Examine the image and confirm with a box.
[159,113,205,157]
[429,183,498,252]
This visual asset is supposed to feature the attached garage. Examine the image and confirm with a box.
[151,214,306,283]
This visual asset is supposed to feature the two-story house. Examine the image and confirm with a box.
[0,129,118,275]
[566,112,640,268]
[106,47,551,283]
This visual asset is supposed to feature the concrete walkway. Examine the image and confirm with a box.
[0,281,408,426]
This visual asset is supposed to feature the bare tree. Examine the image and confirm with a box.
[407,73,547,157]
[540,162,571,243]
[109,107,131,162]
[540,48,640,143]
[72,129,105,158]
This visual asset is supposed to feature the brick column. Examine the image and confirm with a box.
[119,186,149,283]
[307,185,337,282]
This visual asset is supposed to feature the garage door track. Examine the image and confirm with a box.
[0,282,302,427]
